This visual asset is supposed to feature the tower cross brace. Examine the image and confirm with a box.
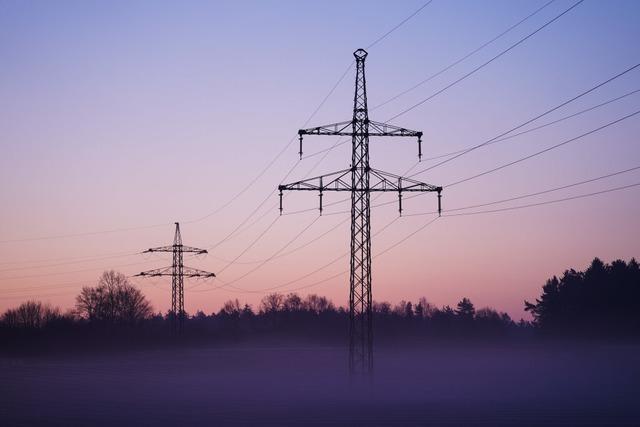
[278,49,442,375]
[136,222,215,333]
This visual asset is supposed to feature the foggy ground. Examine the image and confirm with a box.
[1,343,638,426]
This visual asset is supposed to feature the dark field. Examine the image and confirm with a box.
[1,343,639,426]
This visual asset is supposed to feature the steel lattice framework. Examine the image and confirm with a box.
[136,222,215,333]
[279,49,442,375]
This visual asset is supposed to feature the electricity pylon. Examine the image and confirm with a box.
[136,222,215,334]
[278,49,442,375]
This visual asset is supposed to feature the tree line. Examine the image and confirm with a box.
[1,257,638,354]
[525,257,640,338]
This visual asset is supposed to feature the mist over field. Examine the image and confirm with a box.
[2,342,638,426]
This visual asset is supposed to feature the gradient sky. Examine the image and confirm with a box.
[1,0,639,320]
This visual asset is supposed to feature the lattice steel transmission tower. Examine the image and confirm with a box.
[136,222,215,333]
[278,49,442,375]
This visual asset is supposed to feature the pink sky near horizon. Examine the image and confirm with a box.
[1,0,639,320]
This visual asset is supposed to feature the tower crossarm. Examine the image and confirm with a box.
[367,120,422,138]
[368,120,423,160]
[278,167,442,215]
[369,168,442,216]
[279,168,351,192]
[297,120,352,159]
[135,266,173,277]
[180,246,208,254]
[369,169,440,192]
[142,246,174,253]
[181,267,216,278]
[136,265,215,278]
[278,168,351,215]
[298,120,424,159]
[143,245,207,254]
[299,120,353,136]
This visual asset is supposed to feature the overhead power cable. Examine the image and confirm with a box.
[420,87,640,162]
[301,1,584,166]
[208,216,349,265]
[195,216,401,294]
[0,223,169,245]
[0,291,80,300]
[218,177,640,296]
[410,62,640,177]
[373,0,556,110]
[404,164,640,216]
[444,181,640,217]
[0,257,181,281]
[366,0,434,50]
[205,216,321,290]
[446,108,640,187]
[215,216,281,275]
[0,250,139,268]
[386,0,585,123]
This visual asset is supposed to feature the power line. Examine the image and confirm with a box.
[185,62,355,225]
[410,62,640,177]
[0,222,170,245]
[0,251,140,270]
[195,216,401,294]
[444,181,640,217]
[208,215,348,265]
[215,178,640,295]
[366,0,434,50]
[218,214,441,295]
[205,197,280,252]
[386,0,584,123]
[0,0,580,249]
[300,1,586,167]
[215,215,281,275]
[213,216,321,290]
[211,105,640,290]
[0,250,142,266]
[0,290,79,300]
[373,0,556,110]
[0,257,171,281]
[293,180,640,296]
[0,281,88,294]
[419,87,640,162]
[404,164,640,216]
[446,108,640,187]
[5,184,638,300]
[0,42,350,248]
[374,216,440,258]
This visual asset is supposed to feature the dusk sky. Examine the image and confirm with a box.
[1,0,639,320]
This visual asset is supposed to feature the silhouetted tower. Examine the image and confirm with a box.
[136,222,215,333]
[279,49,442,375]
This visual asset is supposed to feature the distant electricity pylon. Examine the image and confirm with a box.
[278,49,442,375]
[136,222,215,333]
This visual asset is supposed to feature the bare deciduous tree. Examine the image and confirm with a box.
[75,270,152,325]
[220,299,241,316]
[259,293,284,314]
[304,294,334,314]
[2,301,60,329]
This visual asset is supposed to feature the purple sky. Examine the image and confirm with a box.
[1,0,639,319]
